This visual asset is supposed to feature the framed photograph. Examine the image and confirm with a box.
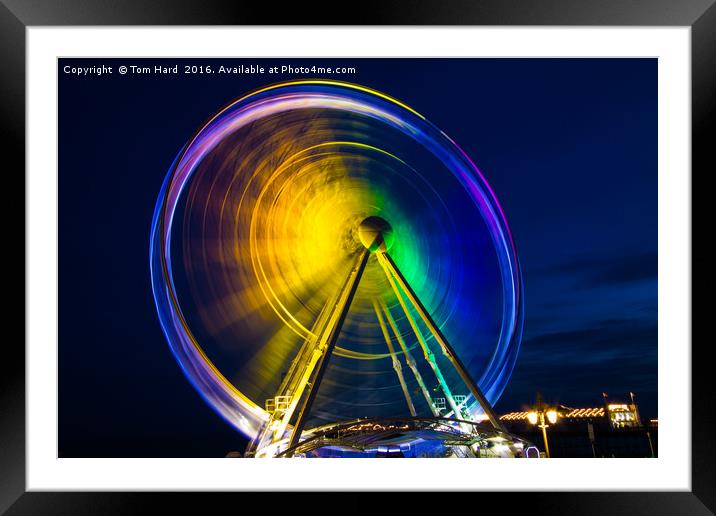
[7,0,711,512]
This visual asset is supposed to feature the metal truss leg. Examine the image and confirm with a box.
[377,251,508,434]
[245,288,341,457]
[373,299,417,417]
[378,299,439,417]
[379,256,464,421]
[284,249,371,455]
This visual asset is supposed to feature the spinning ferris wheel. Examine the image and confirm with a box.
[150,80,526,458]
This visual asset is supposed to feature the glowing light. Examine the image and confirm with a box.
[527,412,539,425]
[525,446,541,458]
[546,410,558,424]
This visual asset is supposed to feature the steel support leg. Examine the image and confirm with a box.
[377,252,507,433]
[378,299,438,417]
[284,249,370,455]
[379,257,464,421]
[373,300,417,417]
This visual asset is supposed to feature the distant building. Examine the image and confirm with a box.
[498,392,657,458]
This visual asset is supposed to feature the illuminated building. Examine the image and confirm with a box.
[603,392,642,428]
[498,393,657,458]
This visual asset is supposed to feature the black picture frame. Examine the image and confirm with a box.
[5,0,712,513]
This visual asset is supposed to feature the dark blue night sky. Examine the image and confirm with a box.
[58,58,656,457]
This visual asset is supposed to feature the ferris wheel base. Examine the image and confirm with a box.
[247,416,533,458]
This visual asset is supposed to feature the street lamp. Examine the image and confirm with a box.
[527,393,559,458]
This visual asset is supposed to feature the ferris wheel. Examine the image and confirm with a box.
[150,81,525,458]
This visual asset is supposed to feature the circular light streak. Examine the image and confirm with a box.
[150,80,523,437]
